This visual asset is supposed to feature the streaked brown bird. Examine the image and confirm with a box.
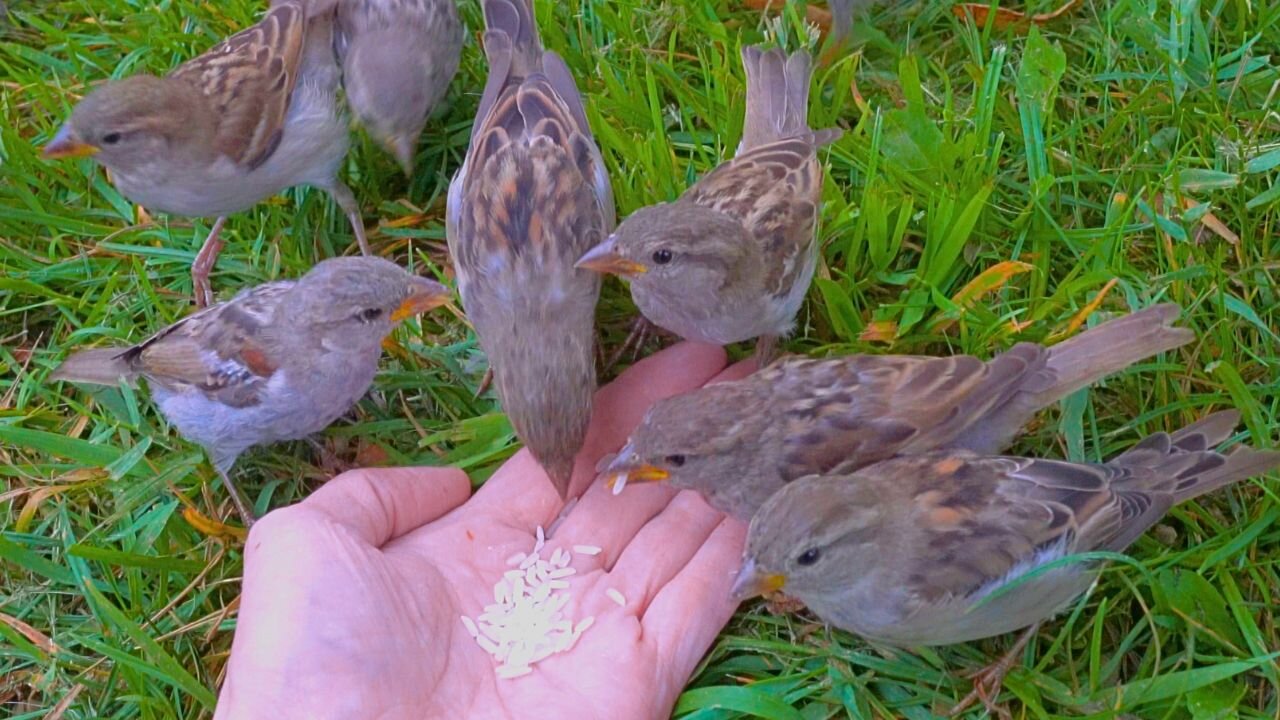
[446,0,613,497]
[575,45,841,364]
[50,256,450,526]
[604,304,1194,519]
[42,0,367,307]
[734,410,1279,713]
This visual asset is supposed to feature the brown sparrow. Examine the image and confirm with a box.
[604,303,1194,519]
[733,409,1279,646]
[50,256,449,526]
[576,45,841,363]
[334,0,463,174]
[446,0,614,498]
[43,0,368,307]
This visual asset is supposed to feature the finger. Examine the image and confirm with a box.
[642,516,747,679]
[602,491,726,614]
[544,473,679,572]
[468,341,728,529]
[707,357,759,385]
[297,466,472,547]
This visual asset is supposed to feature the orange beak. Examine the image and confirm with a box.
[601,444,670,493]
[43,124,100,159]
[391,277,451,322]
[575,236,648,277]
[730,558,787,600]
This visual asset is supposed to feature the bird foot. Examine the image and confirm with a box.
[605,316,662,373]
[947,625,1037,719]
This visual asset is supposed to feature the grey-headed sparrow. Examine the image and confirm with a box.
[576,45,840,363]
[50,256,449,525]
[334,0,463,174]
[604,304,1194,519]
[43,1,367,307]
[446,0,614,498]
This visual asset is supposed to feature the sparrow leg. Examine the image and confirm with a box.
[216,466,257,529]
[753,334,779,367]
[605,316,657,372]
[324,180,372,256]
[191,216,228,308]
[947,623,1039,720]
[475,367,494,399]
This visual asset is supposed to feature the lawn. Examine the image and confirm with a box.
[3,0,1280,717]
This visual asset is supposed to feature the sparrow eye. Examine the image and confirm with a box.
[796,548,821,567]
[665,454,686,467]
[651,249,673,265]
[101,132,122,145]
[357,307,383,323]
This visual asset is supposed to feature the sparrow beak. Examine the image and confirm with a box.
[575,236,648,277]
[600,444,669,493]
[730,558,787,601]
[391,277,451,322]
[43,124,100,159]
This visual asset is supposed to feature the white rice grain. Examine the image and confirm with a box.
[606,588,627,607]
[506,552,526,567]
[460,615,479,638]
[572,545,602,556]
[611,472,628,495]
[496,664,532,679]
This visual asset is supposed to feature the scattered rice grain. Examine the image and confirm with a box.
[606,588,626,607]
[572,545,602,556]
[496,664,532,679]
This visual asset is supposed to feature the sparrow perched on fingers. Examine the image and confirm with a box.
[604,304,1194,519]
[42,0,368,307]
[447,0,614,498]
[576,45,841,365]
[50,256,451,526]
[334,0,463,175]
[733,410,1280,704]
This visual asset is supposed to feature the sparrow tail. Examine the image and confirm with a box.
[1109,410,1280,504]
[956,304,1194,452]
[50,347,139,387]
[483,0,541,76]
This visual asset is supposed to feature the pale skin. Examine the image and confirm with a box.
[214,343,753,720]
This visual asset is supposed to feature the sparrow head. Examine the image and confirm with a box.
[600,381,769,515]
[44,75,213,172]
[343,31,438,176]
[291,256,450,347]
[575,202,751,291]
[735,473,882,602]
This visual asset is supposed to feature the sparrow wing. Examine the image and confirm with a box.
[170,0,306,170]
[127,282,293,408]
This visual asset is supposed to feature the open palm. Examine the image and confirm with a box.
[214,343,751,720]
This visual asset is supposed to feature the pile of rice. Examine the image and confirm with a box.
[460,526,626,679]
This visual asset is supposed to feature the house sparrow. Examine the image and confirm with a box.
[49,256,450,526]
[333,0,463,175]
[42,0,368,307]
[732,409,1280,645]
[446,0,614,498]
[604,303,1194,519]
[575,45,841,364]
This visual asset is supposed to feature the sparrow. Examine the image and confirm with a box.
[731,409,1280,646]
[49,256,450,526]
[333,0,464,175]
[446,0,614,498]
[575,45,841,364]
[603,303,1194,519]
[42,0,368,308]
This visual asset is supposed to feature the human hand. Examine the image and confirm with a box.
[214,342,753,720]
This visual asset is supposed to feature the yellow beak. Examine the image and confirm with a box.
[43,124,101,159]
[731,558,787,600]
[575,236,648,277]
[391,277,451,322]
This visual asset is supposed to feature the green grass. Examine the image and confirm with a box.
[3,0,1280,717]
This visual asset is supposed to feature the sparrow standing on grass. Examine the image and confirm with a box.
[604,304,1194,519]
[734,410,1280,713]
[446,0,614,498]
[43,0,369,307]
[334,0,463,175]
[576,45,841,364]
[50,256,450,526]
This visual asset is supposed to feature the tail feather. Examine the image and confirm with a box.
[483,0,540,76]
[1171,444,1280,504]
[50,347,139,387]
[741,46,816,150]
[955,304,1193,452]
